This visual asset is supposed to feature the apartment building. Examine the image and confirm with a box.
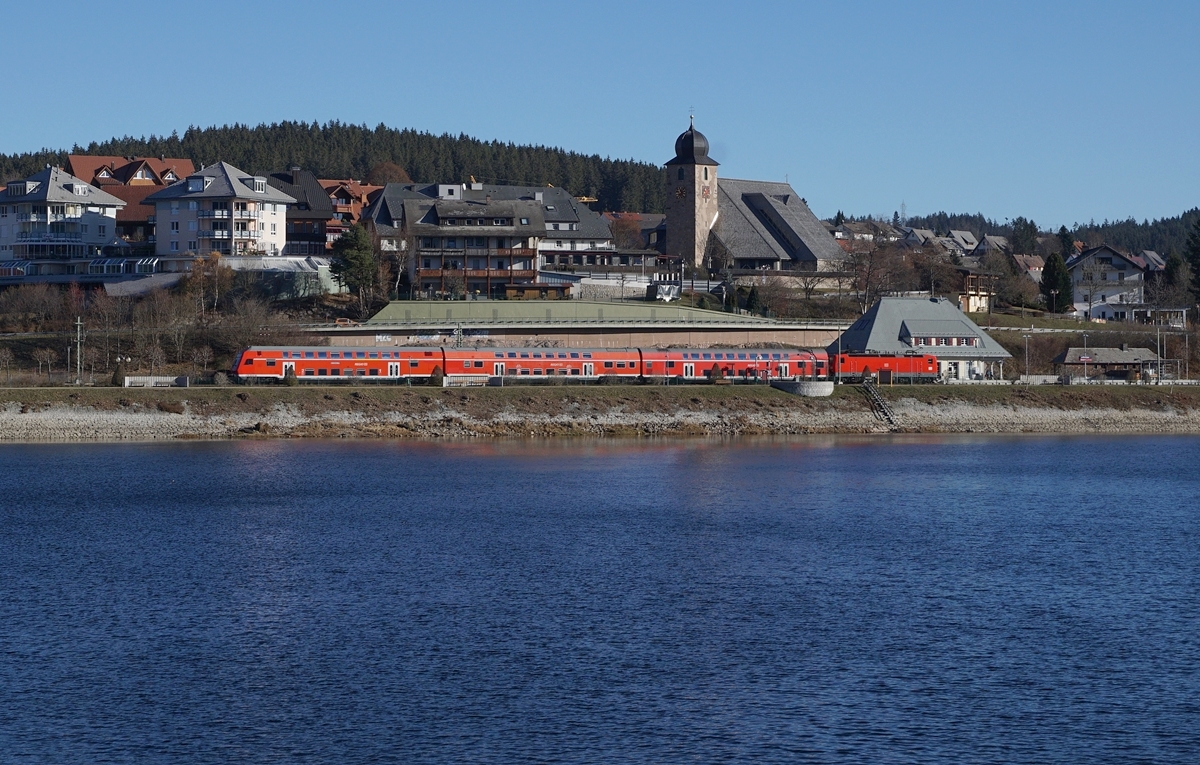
[144,162,294,257]
[0,166,126,280]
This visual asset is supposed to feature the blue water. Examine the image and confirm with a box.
[1,437,1198,764]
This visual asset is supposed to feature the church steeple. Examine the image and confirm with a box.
[665,120,719,268]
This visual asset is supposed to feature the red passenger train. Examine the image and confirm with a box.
[233,346,942,384]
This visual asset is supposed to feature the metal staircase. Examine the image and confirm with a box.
[861,380,899,430]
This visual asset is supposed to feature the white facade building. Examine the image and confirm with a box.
[145,162,294,258]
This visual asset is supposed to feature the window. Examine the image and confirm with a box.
[271,223,277,233]
[98,225,106,236]
[445,219,456,226]
[188,220,197,231]
[545,205,556,211]
[493,219,504,225]
[170,241,179,251]
[171,221,179,232]
[188,241,197,251]
[677,168,685,180]
[604,361,614,368]
[171,201,179,215]
[520,217,529,225]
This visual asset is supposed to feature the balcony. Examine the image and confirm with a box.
[418,268,536,280]
[200,230,231,239]
[16,232,83,242]
[233,209,261,219]
[233,229,262,239]
[197,210,230,219]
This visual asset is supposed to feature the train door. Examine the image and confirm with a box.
[388,362,399,378]
[583,363,594,376]
[494,362,505,376]
[777,363,789,378]
[283,361,295,377]
[683,363,694,377]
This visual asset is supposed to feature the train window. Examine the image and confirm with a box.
[302,352,311,358]
[463,361,471,368]
[616,361,625,368]
[738,353,747,360]
[369,369,379,376]
[559,369,568,375]
[667,361,676,368]
[570,352,580,359]
[702,353,711,360]
[368,352,378,359]
[329,352,340,358]
[532,353,542,359]
[304,369,315,376]
[507,352,517,358]
[318,351,327,359]
[409,361,419,368]
[519,369,529,375]
[772,354,781,360]
[784,353,790,359]
[318,369,327,376]
[356,352,366,359]
[570,368,580,375]
[242,358,253,365]
[582,352,592,358]
[507,368,516,375]
[266,360,276,367]
[692,353,701,359]
[534,369,543,375]
[495,353,503,358]
[604,361,614,369]
[518,352,528,358]
[558,353,567,358]
[330,369,340,376]
[473,361,483,368]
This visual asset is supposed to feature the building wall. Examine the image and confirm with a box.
[321,326,842,349]
[665,162,718,268]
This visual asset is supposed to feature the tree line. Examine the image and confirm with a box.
[0,121,669,214]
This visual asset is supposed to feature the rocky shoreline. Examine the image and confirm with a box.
[2,386,1199,441]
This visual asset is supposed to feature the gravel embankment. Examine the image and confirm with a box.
[1,390,1198,441]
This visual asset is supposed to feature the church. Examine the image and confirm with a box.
[664,121,845,273]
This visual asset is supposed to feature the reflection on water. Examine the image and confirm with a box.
[1,436,1198,764]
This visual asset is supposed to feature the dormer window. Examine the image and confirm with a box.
[98,170,110,178]
[135,169,150,180]
[445,219,456,226]
[187,177,205,192]
[164,172,175,181]
[254,179,266,193]
[72,184,89,196]
[8,183,26,196]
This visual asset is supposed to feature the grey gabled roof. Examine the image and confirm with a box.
[267,168,334,220]
[829,296,1011,360]
[361,182,611,241]
[144,161,296,204]
[1054,347,1159,365]
[713,178,845,265]
[3,166,125,207]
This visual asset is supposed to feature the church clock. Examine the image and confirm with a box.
[675,186,687,199]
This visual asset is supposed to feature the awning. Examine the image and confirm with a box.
[0,260,31,276]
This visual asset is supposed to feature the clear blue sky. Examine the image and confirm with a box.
[3,0,1196,229]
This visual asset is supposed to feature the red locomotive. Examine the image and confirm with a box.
[829,352,939,383]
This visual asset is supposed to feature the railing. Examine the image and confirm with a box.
[200,230,230,239]
[234,229,262,239]
[233,210,261,219]
[198,210,230,219]
[16,232,83,242]
[419,247,537,257]
[417,268,536,280]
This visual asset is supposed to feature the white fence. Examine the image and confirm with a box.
[124,375,189,388]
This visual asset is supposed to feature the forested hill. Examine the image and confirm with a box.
[0,121,668,213]
[895,209,1200,256]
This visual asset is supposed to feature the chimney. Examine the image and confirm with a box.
[1121,343,1128,351]
[485,194,491,204]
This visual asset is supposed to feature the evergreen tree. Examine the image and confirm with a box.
[746,286,762,315]
[1039,252,1073,313]
[1186,218,1200,300]
[1010,217,1039,255]
[833,210,846,227]
[330,224,378,317]
[1057,225,1075,257]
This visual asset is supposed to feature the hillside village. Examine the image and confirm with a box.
[0,121,1196,387]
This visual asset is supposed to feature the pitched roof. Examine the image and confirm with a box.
[144,162,296,204]
[1065,244,1143,272]
[713,178,845,265]
[829,296,1011,360]
[267,168,334,220]
[948,230,979,249]
[103,185,162,221]
[1053,347,1159,365]
[3,166,125,207]
[973,235,1010,255]
[66,155,195,186]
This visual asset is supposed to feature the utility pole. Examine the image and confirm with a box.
[1023,334,1031,384]
[75,316,83,385]
[1082,332,1089,381]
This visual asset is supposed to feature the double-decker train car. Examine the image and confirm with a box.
[829,353,939,383]
[233,346,900,384]
[641,348,828,381]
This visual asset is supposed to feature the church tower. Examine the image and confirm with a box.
[664,119,719,269]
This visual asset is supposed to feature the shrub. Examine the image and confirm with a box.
[111,362,126,387]
[429,365,444,387]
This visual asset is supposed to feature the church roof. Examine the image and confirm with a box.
[712,178,845,266]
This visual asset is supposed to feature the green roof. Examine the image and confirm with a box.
[364,300,790,328]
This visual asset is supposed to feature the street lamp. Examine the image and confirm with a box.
[1022,334,1031,384]
[1050,288,1058,315]
[1081,332,1089,381]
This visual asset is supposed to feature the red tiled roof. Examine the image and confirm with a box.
[104,185,161,222]
[66,155,196,187]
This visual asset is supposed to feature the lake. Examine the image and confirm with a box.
[1,436,1198,763]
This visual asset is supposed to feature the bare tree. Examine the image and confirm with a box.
[33,347,59,383]
[145,345,166,376]
[83,346,102,384]
[794,269,825,300]
[0,346,13,386]
[191,345,214,376]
